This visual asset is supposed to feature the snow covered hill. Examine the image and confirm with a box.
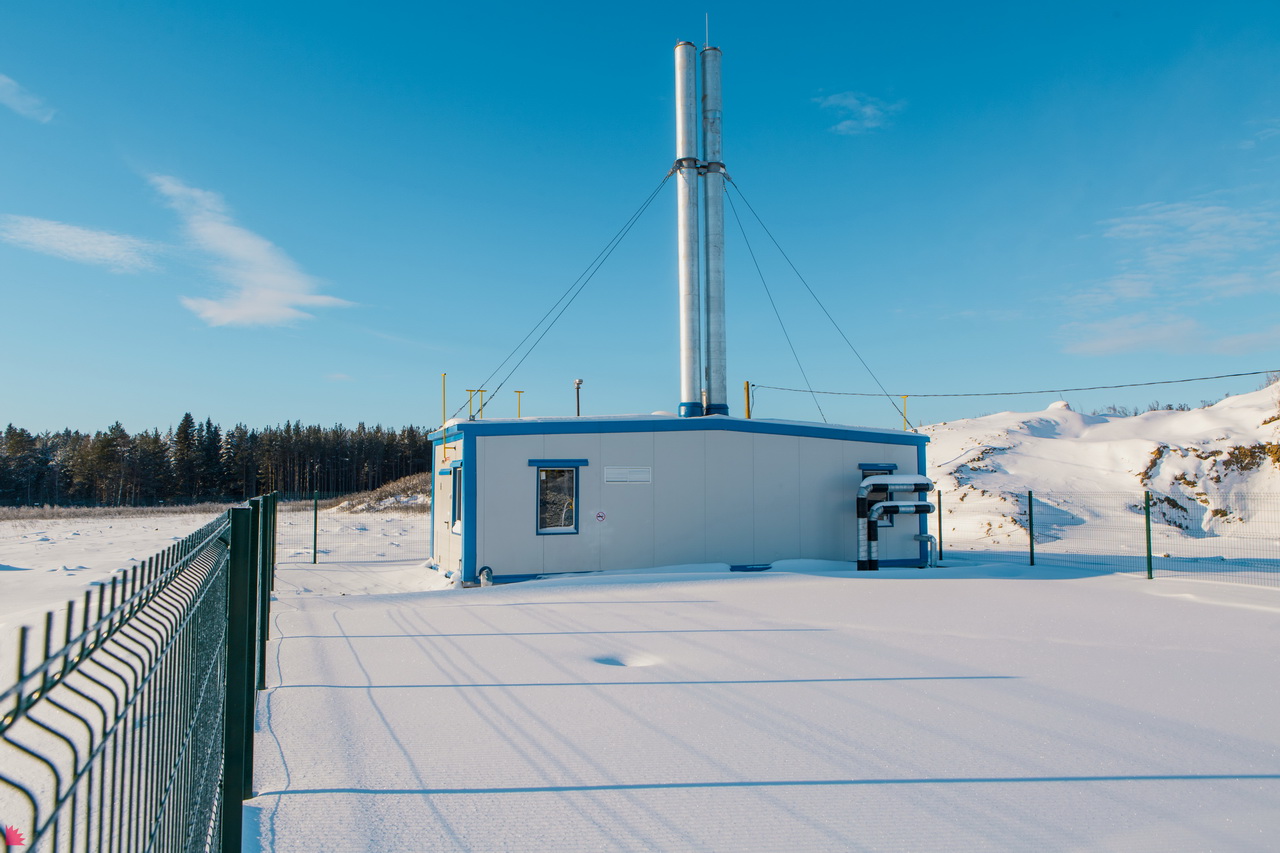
[920,382,1280,553]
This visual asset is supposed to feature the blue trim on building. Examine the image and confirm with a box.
[441,415,928,447]
[917,442,929,565]
[462,431,478,584]
[678,402,705,418]
[859,462,898,471]
[428,425,466,443]
[880,557,926,568]
[527,458,590,467]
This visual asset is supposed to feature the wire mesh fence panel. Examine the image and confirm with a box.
[935,488,1031,562]
[1026,492,1150,575]
[937,488,1280,585]
[0,494,277,853]
[0,514,232,853]
[275,495,430,563]
[1147,491,1280,587]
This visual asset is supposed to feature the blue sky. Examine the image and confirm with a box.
[3,1,1279,434]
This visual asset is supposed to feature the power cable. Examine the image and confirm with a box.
[448,171,674,422]
[752,368,1280,399]
[724,186,827,422]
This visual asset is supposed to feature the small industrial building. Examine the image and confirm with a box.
[427,42,933,584]
[428,414,930,584]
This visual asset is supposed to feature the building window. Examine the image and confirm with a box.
[451,467,463,525]
[537,467,577,534]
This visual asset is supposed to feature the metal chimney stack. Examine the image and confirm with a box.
[701,45,728,415]
[674,41,704,418]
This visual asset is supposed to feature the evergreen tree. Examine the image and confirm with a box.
[171,413,198,502]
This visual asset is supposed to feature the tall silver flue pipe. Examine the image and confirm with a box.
[675,41,704,418]
[700,46,728,415]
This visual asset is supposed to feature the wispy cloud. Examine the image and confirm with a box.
[0,215,157,271]
[326,373,353,382]
[1211,321,1280,355]
[814,91,904,135]
[1062,314,1203,356]
[1236,118,1280,150]
[0,74,55,122]
[1069,200,1280,309]
[1101,201,1277,265]
[1062,200,1280,355]
[150,175,350,326]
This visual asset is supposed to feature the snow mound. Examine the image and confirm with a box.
[920,382,1280,544]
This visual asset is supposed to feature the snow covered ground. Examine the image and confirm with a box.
[0,513,217,633]
[922,383,1280,582]
[248,557,1280,852]
[0,509,431,633]
[275,507,428,563]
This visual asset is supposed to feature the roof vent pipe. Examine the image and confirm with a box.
[674,41,704,418]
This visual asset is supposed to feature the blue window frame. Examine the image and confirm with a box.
[529,459,589,535]
[536,467,577,534]
[450,467,463,527]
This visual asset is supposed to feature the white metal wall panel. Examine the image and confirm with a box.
[596,431,657,572]
[652,431,708,566]
[475,434,544,575]
[702,430,756,565]
[751,433,802,562]
[795,436,848,559]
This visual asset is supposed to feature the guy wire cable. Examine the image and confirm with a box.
[752,368,1280,399]
[724,185,827,423]
[726,177,908,425]
[448,170,674,421]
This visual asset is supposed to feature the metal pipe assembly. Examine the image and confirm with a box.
[675,41,704,418]
[701,45,728,415]
[856,475,935,570]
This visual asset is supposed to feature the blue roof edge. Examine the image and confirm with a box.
[428,416,927,447]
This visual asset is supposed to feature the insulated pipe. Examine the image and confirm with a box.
[860,501,935,570]
[857,474,934,500]
[855,472,934,571]
[701,46,728,415]
[675,41,703,418]
[914,534,938,568]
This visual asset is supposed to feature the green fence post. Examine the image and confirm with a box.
[936,489,943,561]
[269,491,278,590]
[254,496,270,691]
[312,490,319,565]
[248,495,265,692]
[1145,490,1154,580]
[1028,490,1035,566]
[222,506,254,853]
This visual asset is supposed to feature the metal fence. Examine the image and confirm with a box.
[276,492,429,563]
[0,494,277,853]
[936,489,1280,586]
